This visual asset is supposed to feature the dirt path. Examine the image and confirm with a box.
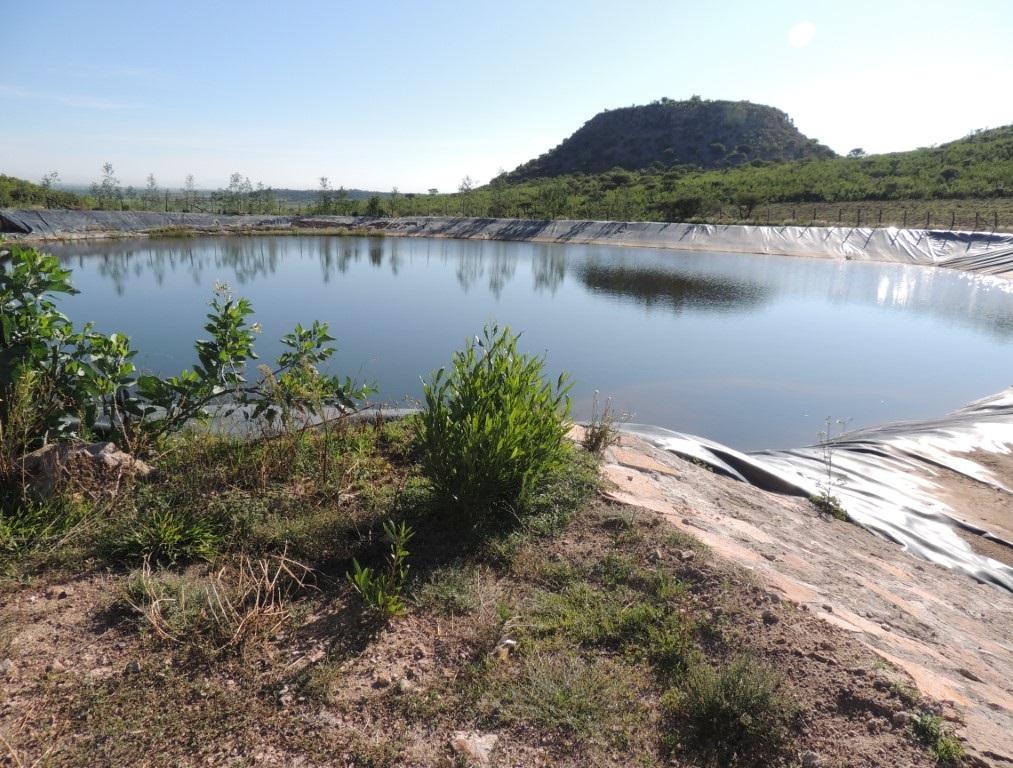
[600,434,1013,767]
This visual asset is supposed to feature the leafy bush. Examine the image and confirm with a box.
[0,247,373,468]
[0,246,138,460]
[419,323,572,520]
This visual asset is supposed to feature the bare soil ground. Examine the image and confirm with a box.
[2,431,1001,766]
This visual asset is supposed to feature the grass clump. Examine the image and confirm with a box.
[419,323,572,523]
[124,553,311,659]
[581,389,629,455]
[661,656,798,767]
[913,713,966,766]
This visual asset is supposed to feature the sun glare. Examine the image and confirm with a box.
[787,21,816,48]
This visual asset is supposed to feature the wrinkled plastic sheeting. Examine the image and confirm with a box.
[376,218,1013,278]
[0,209,299,236]
[6,210,1013,279]
[624,388,1013,592]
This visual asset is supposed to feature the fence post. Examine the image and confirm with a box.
[879,208,882,224]
[975,212,980,231]
[857,207,862,227]
[903,209,907,227]
[951,211,955,229]
[996,211,1000,231]
[926,211,931,228]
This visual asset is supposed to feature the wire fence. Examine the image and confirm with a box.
[717,203,1013,233]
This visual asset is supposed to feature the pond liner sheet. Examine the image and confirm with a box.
[624,388,1013,593]
[5,209,1013,277]
[6,209,1013,589]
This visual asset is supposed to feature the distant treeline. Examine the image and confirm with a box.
[4,124,1013,230]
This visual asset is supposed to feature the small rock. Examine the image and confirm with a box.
[46,586,71,600]
[809,651,836,665]
[801,751,824,768]
[821,604,834,613]
[398,677,416,694]
[957,667,984,683]
[450,731,498,766]
[761,609,779,625]
[372,672,393,688]
[47,659,67,674]
[0,659,15,676]
[892,711,914,728]
[677,549,696,562]
[490,638,517,661]
[124,659,142,675]
[761,551,777,561]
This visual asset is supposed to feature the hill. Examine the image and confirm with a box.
[505,97,836,181]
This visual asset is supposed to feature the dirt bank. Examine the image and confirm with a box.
[600,432,1013,766]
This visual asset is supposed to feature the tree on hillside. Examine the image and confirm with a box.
[181,175,198,211]
[847,148,867,159]
[220,172,252,214]
[317,176,334,214]
[90,163,122,210]
[39,171,59,209]
[143,173,161,210]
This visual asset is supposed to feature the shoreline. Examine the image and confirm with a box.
[5,209,1013,278]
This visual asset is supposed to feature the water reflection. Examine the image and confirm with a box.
[576,261,769,314]
[43,235,1013,451]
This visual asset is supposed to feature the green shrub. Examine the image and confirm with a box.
[419,323,572,520]
[0,246,138,459]
[347,519,414,620]
[663,656,797,766]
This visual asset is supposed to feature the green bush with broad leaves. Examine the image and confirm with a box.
[419,323,573,520]
[0,245,372,471]
[0,245,138,462]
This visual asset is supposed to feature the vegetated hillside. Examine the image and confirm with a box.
[0,175,83,210]
[506,97,836,181]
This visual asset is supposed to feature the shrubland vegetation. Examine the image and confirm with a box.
[4,98,1013,231]
[0,244,957,765]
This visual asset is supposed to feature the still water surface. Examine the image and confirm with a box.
[46,235,1013,451]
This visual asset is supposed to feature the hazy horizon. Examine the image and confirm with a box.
[5,0,1012,193]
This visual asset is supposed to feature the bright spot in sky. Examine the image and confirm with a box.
[787,21,816,48]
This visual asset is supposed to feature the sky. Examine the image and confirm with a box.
[4,0,1013,194]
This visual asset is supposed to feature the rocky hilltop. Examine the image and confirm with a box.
[505,97,836,180]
